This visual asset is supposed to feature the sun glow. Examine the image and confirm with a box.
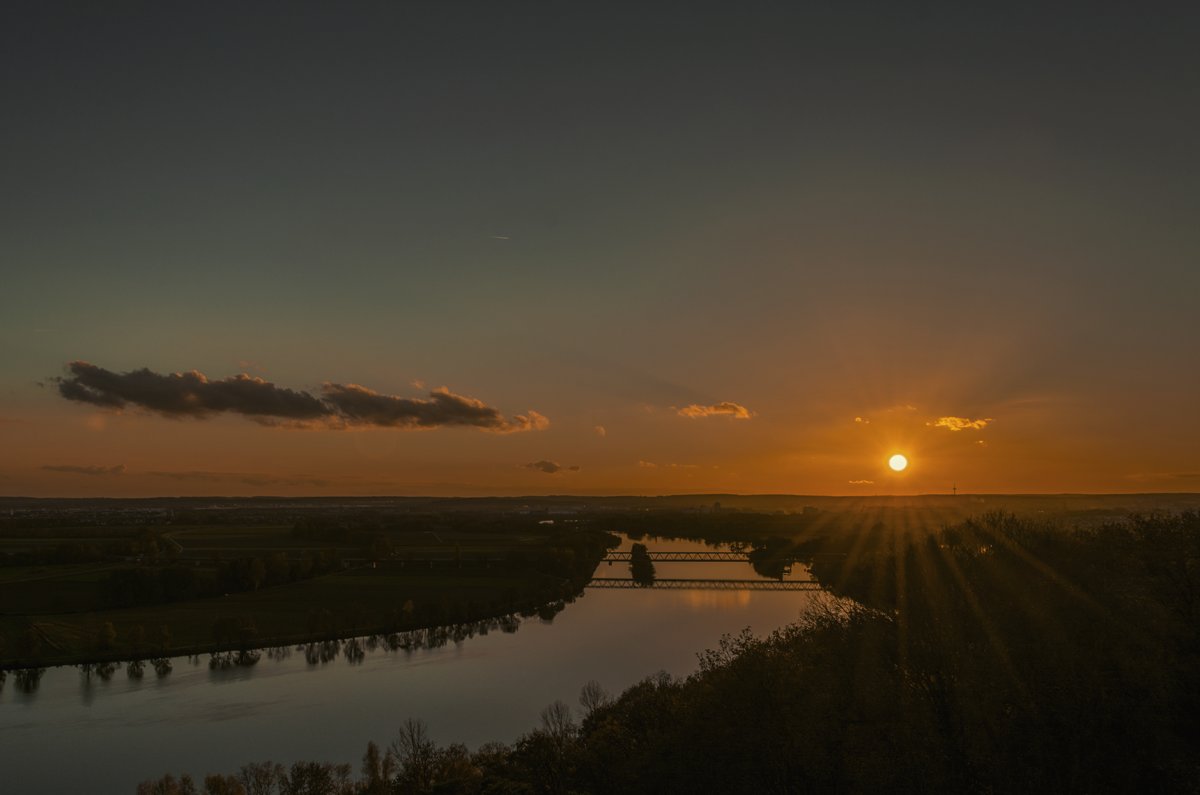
[889,454,909,472]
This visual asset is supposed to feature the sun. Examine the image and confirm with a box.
[888,453,908,472]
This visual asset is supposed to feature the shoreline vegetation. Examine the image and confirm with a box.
[130,508,1200,794]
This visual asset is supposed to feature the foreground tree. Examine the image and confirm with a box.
[389,718,436,792]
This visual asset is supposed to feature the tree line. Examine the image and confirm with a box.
[103,549,342,609]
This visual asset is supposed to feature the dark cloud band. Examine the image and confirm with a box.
[522,460,579,474]
[322,383,547,432]
[42,463,126,476]
[53,361,547,433]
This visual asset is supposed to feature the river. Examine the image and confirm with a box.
[0,535,826,793]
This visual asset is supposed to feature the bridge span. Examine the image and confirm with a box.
[587,577,821,591]
[602,550,749,563]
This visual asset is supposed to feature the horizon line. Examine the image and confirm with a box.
[2,491,1198,502]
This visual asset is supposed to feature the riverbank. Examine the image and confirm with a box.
[1,521,618,669]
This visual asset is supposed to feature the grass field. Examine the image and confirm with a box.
[0,517,614,668]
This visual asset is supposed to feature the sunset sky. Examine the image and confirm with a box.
[2,4,1197,497]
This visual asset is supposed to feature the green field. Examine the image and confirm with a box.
[0,516,615,668]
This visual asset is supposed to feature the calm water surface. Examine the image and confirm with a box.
[1,535,825,793]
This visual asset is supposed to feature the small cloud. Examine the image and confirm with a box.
[237,360,267,374]
[848,479,874,485]
[929,416,993,432]
[676,401,752,420]
[594,425,607,437]
[669,463,699,469]
[637,460,658,468]
[854,416,870,424]
[491,235,510,240]
[42,464,126,476]
[977,440,988,447]
[522,460,578,475]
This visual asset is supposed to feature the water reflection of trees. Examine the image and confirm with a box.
[265,645,292,662]
[10,605,549,695]
[14,667,45,693]
[79,661,119,681]
[209,650,262,670]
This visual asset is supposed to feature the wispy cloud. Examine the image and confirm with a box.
[929,416,993,432]
[676,401,752,420]
[42,464,126,476]
[848,479,874,485]
[594,425,607,437]
[52,361,547,433]
[1126,472,1200,483]
[522,460,579,475]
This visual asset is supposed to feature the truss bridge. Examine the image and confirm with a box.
[587,577,821,591]
[602,550,749,563]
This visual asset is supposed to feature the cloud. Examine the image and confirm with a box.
[854,416,870,424]
[676,401,752,419]
[54,361,328,420]
[522,460,579,475]
[52,361,547,433]
[637,460,658,468]
[322,383,548,432]
[594,425,607,437]
[929,416,993,432]
[848,479,874,485]
[42,464,126,476]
